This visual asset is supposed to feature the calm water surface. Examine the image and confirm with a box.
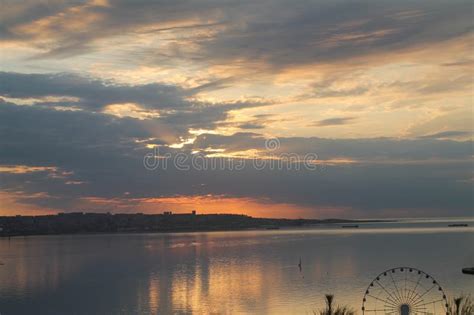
[0,218,473,315]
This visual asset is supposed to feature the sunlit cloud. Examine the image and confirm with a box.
[103,103,160,120]
[0,165,57,174]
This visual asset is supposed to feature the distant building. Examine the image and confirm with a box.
[163,211,173,215]
[192,210,196,215]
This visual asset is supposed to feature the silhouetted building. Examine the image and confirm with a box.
[0,211,358,237]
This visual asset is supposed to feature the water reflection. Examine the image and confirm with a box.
[0,221,472,314]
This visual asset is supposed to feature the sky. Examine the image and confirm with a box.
[0,0,472,218]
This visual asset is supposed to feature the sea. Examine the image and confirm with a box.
[0,217,473,315]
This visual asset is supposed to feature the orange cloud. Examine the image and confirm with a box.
[0,165,57,174]
[0,191,57,216]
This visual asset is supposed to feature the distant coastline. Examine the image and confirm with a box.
[0,211,391,237]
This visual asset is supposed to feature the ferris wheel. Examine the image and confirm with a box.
[362,267,449,315]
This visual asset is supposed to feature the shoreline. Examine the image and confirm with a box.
[0,212,392,238]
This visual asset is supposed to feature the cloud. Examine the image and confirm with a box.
[418,130,472,140]
[312,117,356,127]
[2,0,472,70]
[237,122,265,130]
[190,132,472,161]
[0,71,189,110]
[1,99,472,217]
[407,110,473,139]
[442,59,474,67]
[160,100,267,131]
[188,77,237,94]
[0,71,269,136]
[233,114,279,130]
[198,1,472,70]
[394,74,473,96]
